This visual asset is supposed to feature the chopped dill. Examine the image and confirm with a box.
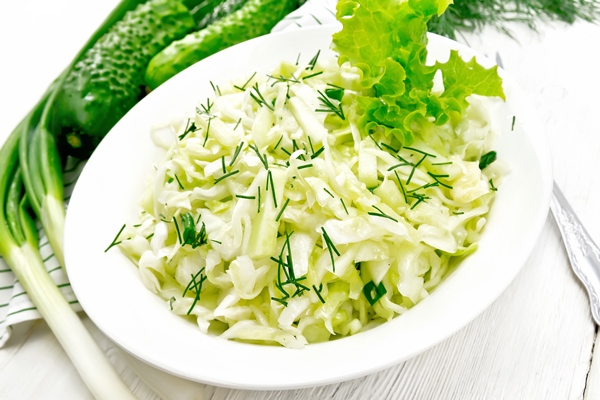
[214,169,239,184]
[210,81,221,96]
[229,141,244,167]
[276,198,290,221]
[313,284,325,304]
[234,71,257,91]
[406,154,427,185]
[302,71,323,80]
[173,173,184,190]
[307,49,321,70]
[316,90,345,120]
[250,83,274,111]
[104,223,126,252]
[321,227,340,272]
[249,144,269,169]
[311,146,325,159]
[403,146,437,158]
[236,194,256,200]
[298,163,313,170]
[381,142,399,153]
[427,0,600,40]
[368,206,399,223]
[340,198,349,215]
[183,268,207,315]
[178,118,197,140]
[257,186,262,213]
[233,118,242,131]
[274,135,284,150]
[427,172,453,189]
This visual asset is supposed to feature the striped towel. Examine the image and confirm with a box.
[0,158,85,347]
[0,0,338,349]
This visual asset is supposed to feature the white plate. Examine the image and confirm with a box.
[65,25,552,390]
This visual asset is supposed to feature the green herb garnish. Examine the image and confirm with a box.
[105,223,126,252]
[316,90,345,120]
[234,71,257,91]
[363,280,387,306]
[479,151,497,170]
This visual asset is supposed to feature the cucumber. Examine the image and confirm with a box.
[144,0,300,89]
[189,0,248,30]
[54,0,197,158]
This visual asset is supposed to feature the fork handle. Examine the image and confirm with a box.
[550,183,600,325]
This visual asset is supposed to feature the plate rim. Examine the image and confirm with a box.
[64,25,553,390]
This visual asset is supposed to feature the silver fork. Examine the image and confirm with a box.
[496,53,600,325]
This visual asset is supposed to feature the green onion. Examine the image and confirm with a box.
[479,150,497,170]
[363,281,387,305]
[0,8,138,392]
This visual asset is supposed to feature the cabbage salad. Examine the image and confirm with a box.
[115,0,507,348]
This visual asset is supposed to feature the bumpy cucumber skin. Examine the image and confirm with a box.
[144,0,299,89]
[55,0,195,158]
[195,0,248,29]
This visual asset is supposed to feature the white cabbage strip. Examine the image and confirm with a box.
[118,54,505,348]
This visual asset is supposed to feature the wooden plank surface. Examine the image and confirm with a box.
[0,2,599,399]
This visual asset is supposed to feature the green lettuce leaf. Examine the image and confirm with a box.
[332,0,504,147]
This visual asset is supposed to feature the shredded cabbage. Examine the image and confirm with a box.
[118,53,506,348]
[117,0,508,348]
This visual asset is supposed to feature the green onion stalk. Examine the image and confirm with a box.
[0,98,135,398]
[0,0,149,397]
